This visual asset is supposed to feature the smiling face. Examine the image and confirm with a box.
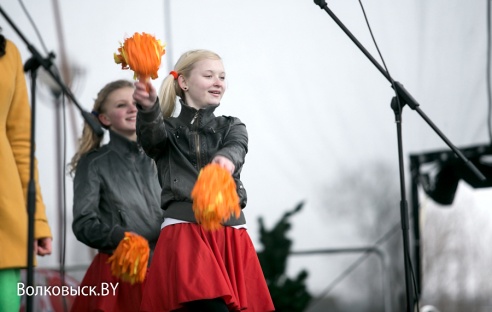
[179,58,226,110]
[98,86,137,141]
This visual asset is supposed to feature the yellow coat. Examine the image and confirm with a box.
[0,39,52,269]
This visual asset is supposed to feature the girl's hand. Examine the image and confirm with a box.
[133,81,157,111]
[35,237,52,256]
[212,155,235,174]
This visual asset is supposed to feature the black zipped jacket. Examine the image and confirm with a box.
[136,100,248,226]
[72,131,163,253]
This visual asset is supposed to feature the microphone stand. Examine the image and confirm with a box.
[0,5,103,312]
[312,1,486,311]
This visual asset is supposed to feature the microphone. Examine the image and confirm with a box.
[313,0,328,9]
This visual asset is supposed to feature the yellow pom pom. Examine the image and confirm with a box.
[191,164,241,231]
[107,232,150,284]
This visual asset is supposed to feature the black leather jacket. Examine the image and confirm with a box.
[72,131,163,253]
[136,100,248,226]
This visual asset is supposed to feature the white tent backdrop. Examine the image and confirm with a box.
[2,0,491,303]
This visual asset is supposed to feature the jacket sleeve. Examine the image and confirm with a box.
[72,155,125,250]
[6,40,52,240]
[136,99,169,160]
[214,117,248,173]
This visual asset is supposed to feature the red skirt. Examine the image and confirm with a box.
[140,223,274,312]
[70,253,143,312]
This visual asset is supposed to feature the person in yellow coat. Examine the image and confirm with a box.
[0,30,53,311]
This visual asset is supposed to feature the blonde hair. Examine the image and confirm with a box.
[158,49,222,117]
[69,80,134,174]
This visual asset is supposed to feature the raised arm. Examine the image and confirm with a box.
[135,81,170,159]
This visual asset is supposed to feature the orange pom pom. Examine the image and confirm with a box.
[107,232,150,284]
[114,32,166,81]
[191,164,241,231]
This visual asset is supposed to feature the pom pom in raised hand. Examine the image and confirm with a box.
[114,32,166,84]
[191,164,241,231]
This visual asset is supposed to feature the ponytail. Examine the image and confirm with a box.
[69,80,134,174]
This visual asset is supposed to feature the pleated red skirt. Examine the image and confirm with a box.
[140,223,275,312]
[70,253,143,312]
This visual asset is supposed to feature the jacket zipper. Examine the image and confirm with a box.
[191,111,202,168]
[190,112,199,125]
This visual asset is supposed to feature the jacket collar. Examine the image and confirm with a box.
[107,130,141,154]
[178,99,218,126]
